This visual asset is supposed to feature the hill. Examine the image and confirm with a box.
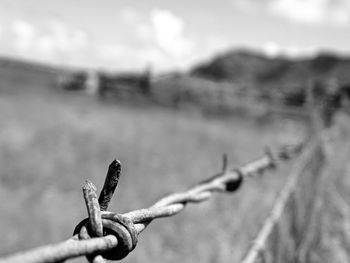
[0,56,75,95]
[190,49,350,95]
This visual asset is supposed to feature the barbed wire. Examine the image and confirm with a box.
[0,142,305,263]
[240,139,320,263]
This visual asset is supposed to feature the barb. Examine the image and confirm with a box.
[222,153,228,172]
[0,143,304,263]
[99,160,121,211]
[83,181,103,238]
[82,181,105,263]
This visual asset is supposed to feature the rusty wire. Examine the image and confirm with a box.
[0,142,304,263]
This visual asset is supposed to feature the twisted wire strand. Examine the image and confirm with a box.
[0,142,304,263]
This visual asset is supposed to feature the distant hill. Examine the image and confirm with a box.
[0,56,70,76]
[0,57,57,93]
[190,49,350,95]
[0,56,88,94]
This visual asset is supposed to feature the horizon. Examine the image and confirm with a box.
[1,0,350,72]
[2,46,350,75]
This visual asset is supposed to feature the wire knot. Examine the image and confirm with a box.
[225,169,243,192]
[74,212,138,260]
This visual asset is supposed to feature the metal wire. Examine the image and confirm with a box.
[241,140,319,263]
[0,142,304,263]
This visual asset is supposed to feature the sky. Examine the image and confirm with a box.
[0,0,350,72]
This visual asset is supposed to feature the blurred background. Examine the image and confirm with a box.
[0,1,350,263]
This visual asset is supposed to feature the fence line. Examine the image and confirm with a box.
[240,84,333,263]
[241,138,324,263]
[2,76,342,263]
[0,142,304,263]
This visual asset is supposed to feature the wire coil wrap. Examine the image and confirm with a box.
[225,169,243,192]
[74,213,137,260]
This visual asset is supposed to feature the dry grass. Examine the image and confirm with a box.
[0,70,306,263]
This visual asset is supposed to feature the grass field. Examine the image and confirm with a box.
[0,65,307,263]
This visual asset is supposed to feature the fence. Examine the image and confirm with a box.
[57,71,348,119]
[106,75,311,117]
[241,136,326,263]
[0,142,304,263]
[240,80,341,263]
[2,77,343,263]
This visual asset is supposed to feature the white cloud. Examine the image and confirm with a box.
[37,22,89,65]
[8,19,90,66]
[150,9,194,57]
[12,20,36,51]
[42,20,88,53]
[268,0,350,26]
[262,41,318,58]
[100,8,196,71]
[12,20,35,38]
[4,10,208,72]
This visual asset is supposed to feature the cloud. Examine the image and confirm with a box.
[119,8,153,43]
[232,0,350,26]
[8,19,90,66]
[38,20,88,58]
[268,0,350,26]
[12,20,36,51]
[7,13,192,71]
[150,8,194,57]
[12,20,36,39]
[4,9,212,72]
[262,41,318,58]
[120,8,195,57]
[100,8,196,71]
